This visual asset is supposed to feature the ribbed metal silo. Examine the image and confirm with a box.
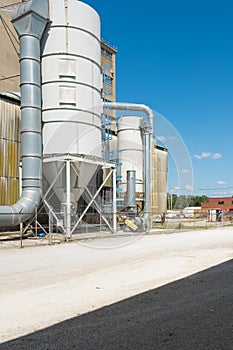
[41,0,103,217]
[117,116,143,194]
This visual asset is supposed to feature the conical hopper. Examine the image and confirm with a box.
[43,160,99,211]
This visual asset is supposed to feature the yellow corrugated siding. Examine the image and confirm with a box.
[9,178,19,204]
[0,177,19,205]
[7,141,17,177]
[0,96,21,205]
[150,141,168,222]
[0,139,5,177]
[0,177,7,205]
[150,139,158,214]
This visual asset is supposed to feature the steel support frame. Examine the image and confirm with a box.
[43,155,117,239]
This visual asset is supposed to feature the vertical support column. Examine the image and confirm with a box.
[35,203,38,238]
[48,206,53,245]
[20,222,23,249]
[112,167,117,234]
[66,159,71,239]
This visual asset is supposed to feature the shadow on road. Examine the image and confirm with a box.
[1,259,233,350]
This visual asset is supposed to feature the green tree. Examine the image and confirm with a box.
[167,193,177,209]
[167,194,209,210]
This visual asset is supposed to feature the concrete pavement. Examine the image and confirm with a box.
[0,227,233,348]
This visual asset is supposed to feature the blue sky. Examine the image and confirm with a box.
[86,0,233,196]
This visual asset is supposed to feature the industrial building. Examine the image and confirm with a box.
[0,1,20,92]
[201,197,233,214]
[101,39,117,104]
[0,92,20,206]
[0,0,168,236]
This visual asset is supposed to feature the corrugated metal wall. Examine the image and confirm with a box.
[0,96,20,205]
[155,146,168,213]
[150,141,168,216]
[150,139,158,214]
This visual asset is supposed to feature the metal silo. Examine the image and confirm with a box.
[42,0,102,158]
[117,116,143,194]
[41,0,103,236]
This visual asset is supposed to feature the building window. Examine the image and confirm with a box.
[218,201,224,205]
[59,59,76,79]
[59,86,76,106]
[101,47,112,59]
[103,74,113,86]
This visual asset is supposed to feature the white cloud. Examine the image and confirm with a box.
[173,186,180,190]
[181,169,190,173]
[157,135,166,142]
[212,153,222,160]
[217,181,227,185]
[194,152,222,160]
[213,191,228,196]
[185,185,193,190]
[194,152,212,159]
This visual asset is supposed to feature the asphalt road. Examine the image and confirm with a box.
[1,259,233,350]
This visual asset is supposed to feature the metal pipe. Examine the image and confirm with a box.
[104,102,154,135]
[145,133,151,229]
[105,102,153,230]
[112,168,117,234]
[0,0,48,227]
[140,120,152,230]
[126,170,136,213]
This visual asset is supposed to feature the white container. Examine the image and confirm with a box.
[41,0,102,158]
[117,116,143,193]
[41,0,103,206]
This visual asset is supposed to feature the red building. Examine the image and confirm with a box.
[201,196,233,214]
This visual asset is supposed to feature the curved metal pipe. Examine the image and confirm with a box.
[0,0,48,227]
[105,102,153,230]
[104,102,154,135]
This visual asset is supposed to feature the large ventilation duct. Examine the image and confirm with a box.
[0,0,48,227]
[140,118,152,229]
[105,102,154,135]
[105,102,153,230]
